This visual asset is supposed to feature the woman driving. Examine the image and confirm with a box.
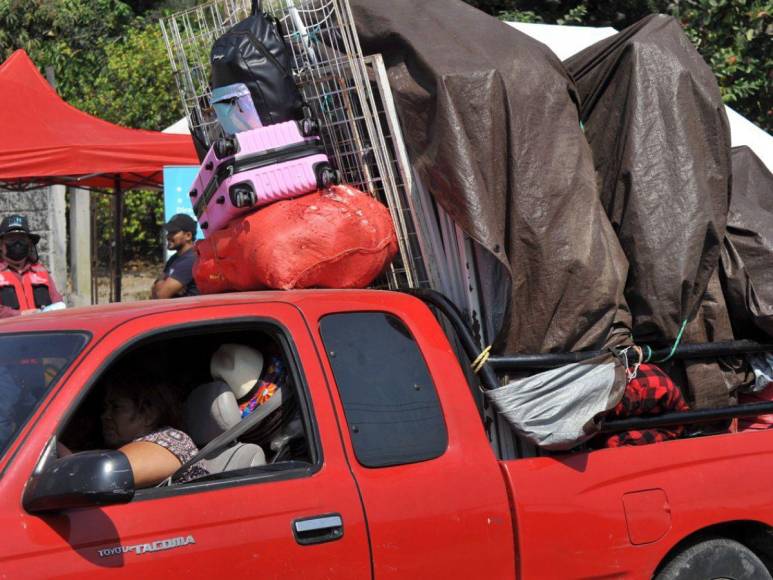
[61,372,207,488]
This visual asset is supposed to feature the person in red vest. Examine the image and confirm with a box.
[0,214,65,318]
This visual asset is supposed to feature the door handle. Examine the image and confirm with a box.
[293,513,344,545]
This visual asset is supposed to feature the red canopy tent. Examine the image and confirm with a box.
[0,49,197,190]
[0,49,198,301]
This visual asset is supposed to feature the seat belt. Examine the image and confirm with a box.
[165,389,283,484]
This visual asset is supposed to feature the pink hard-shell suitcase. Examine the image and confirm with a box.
[189,120,339,235]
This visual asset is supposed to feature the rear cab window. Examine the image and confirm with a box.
[0,332,89,461]
[319,312,447,467]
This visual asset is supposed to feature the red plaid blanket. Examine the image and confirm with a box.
[603,363,689,447]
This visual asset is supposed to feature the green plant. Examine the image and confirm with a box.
[0,0,135,105]
[121,189,165,261]
[498,9,543,22]
[557,4,588,24]
[78,20,182,131]
[93,189,164,263]
[669,0,772,131]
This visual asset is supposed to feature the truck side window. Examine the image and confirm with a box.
[58,324,315,489]
[0,332,88,462]
[320,312,447,467]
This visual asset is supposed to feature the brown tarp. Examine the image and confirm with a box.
[720,146,773,340]
[565,15,732,345]
[679,269,748,407]
[351,0,631,354]
[564,15,745,406]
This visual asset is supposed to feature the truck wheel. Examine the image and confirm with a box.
[657,538,772,580]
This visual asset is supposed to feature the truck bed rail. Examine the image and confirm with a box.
[406,288,773,434]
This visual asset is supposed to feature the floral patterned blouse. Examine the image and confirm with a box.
[135,427,208,483]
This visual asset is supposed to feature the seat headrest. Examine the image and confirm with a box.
[210,344,264,400]
[184,381,242,446]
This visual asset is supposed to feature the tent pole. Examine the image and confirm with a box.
[113,176,123,303]
[91,192,99,304]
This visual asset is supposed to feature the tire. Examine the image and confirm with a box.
[657,538,772,580]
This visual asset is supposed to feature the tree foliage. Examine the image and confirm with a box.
[0,0,185,261]
[0,0,134,108]
[468,0,772,131]
[81,23,180,131]
[668,0,771,131]
[0,0,768,262]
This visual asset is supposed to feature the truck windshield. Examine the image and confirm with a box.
[0,332,89,461]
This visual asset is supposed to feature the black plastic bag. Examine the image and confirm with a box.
[210,0,303,125]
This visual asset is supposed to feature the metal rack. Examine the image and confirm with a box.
[160,1,250,147]
[160,0,519,458]
[161,0,432,289]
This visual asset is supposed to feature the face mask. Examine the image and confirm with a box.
[5,239,29,261]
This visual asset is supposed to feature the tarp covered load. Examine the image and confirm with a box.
[720,146,773,340]
[351,0,631,354]
[565,15,732,344]
[564,15,742,407]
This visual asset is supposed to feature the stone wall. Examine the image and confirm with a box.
[0,187,68,293]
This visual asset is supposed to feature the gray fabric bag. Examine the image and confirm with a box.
[485,355,626,450]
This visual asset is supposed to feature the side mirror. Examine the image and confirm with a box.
[23,447,135,514]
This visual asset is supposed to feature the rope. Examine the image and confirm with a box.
[617,346,643,382]
[641,319,689,364]
[653,319,688,362]
[471,345,492,374]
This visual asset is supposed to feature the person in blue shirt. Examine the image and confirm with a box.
[151,214,200,299]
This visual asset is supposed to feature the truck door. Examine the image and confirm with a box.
[2,303,371,579]
[315,303,515,579]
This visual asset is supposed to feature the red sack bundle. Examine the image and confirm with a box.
[193,184,398,293]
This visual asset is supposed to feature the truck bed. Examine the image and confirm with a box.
[499,428,773,579]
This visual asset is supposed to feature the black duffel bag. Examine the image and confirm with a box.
[210,0,304,126]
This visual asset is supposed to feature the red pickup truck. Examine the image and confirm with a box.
[1,290,772,579]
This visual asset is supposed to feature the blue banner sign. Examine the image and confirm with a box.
[163,165,201,239]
